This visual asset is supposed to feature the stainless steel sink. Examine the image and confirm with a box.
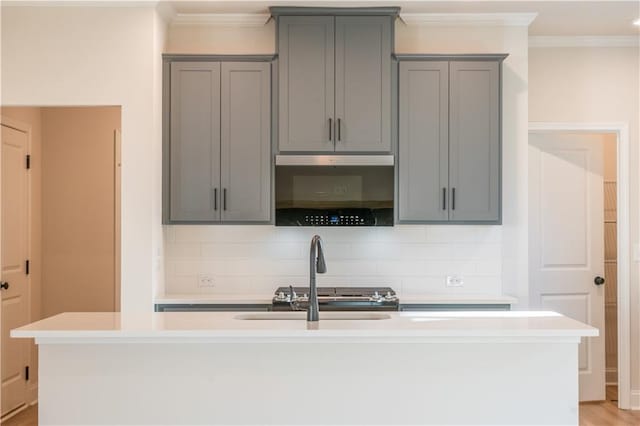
[234,312,392,321]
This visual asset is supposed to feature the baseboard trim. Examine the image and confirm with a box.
[606,368,618,386]
[631,389,640,410]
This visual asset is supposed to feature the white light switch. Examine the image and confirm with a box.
[198,274,215,288]
[446,275,464,287]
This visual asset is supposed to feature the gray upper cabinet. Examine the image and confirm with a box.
[398,61,449,222]
[165,57,272,224]
[278,16,335,152]
[170,62,221,222]
[449,61,500,222]
[276,12,394,153]
[334,16,391,152]
[220,62,271,222]
[397,55,505,224]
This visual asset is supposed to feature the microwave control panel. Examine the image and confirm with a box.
[305,214,366,226]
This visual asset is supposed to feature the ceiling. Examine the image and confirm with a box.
[166,0,640,35]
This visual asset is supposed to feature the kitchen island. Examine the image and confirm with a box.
[12,311,596,425]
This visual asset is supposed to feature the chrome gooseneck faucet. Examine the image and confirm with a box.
[308,235,327,322]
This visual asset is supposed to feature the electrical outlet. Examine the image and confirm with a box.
[198,274,215,288]
[446,275,464,287]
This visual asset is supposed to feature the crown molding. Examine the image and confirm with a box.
[156,2,176,23]
[399,13,537,27]
[529,36,640,48]
[170,13,271,27]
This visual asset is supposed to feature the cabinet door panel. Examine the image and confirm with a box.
[398,61,449,222]
[221,62,271,222]
[278,16,334,152]
[335,16,391,152]
[170,62,221,221]
[449,61,500,222]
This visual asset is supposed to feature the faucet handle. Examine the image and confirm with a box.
[288,285,297,301]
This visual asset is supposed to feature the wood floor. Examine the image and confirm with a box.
[2,386,639,425]
[580,386,640,426]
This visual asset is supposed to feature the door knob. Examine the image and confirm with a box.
[594,276,605,286]
[0,282,9,290]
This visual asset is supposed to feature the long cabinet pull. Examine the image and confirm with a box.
[213,188,218,211]
[223,188,227,211]
[328,118,332,141]
[452,188,456,211]
[442,188,447,210]
[337,118,342,141]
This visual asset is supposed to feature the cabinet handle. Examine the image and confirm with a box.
[452,188,456,210]
[0,282,9,290]
[223,188,227,211]
[328,118,332,141]
[337,118,342,141]
[213,188,218,211]
[442,188,447,210]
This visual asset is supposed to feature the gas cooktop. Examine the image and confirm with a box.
[271,286,399,311]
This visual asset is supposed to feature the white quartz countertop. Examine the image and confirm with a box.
[12,311,596,344]
[155,293,518,305]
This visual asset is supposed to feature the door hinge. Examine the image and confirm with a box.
[25,366,29,381]
[26,154,31,169]
[25,259,30,275]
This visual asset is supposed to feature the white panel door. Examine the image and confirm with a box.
[529,133,605,401]
[1,124,29,416]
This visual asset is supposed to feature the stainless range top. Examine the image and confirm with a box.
[271,286,399,311]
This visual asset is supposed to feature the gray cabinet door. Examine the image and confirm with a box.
[278,16,334,152]
[220,62,271,222]
[398,61,449,222]
[334,16,391,152]
[449,61,500,222]
[170,62,221,221]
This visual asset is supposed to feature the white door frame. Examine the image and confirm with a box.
[0,115,34,416]
[529,121,631,409]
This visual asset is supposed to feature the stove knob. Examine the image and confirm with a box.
[385,291,397,301]
[275,291,287,302]
[370,291,383,302]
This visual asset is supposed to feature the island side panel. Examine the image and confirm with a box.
[38,341,578,425]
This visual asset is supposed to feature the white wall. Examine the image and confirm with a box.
[163,21,529,299]
[39,107,120,317]
[1,9,530,301]
[1,6,167,312]
[166,225,503,296]
[395,23,530,303]
[529,44,640,406]
[166,21,275,54]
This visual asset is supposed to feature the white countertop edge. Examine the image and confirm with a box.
[154,293,518,305]
[12,326,597,341]
[25,334,585,345]
[12,311,596,343]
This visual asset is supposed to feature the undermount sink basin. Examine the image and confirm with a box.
[234,312,392,321]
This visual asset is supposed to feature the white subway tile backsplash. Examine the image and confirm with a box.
[166,243,200,259]
[424,225,502,243]
[164,225,503,296]
[168,275,198,293]
[324,260,380,276]
[376,260,426,276]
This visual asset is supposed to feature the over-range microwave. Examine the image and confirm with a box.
[275,155,394,226]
